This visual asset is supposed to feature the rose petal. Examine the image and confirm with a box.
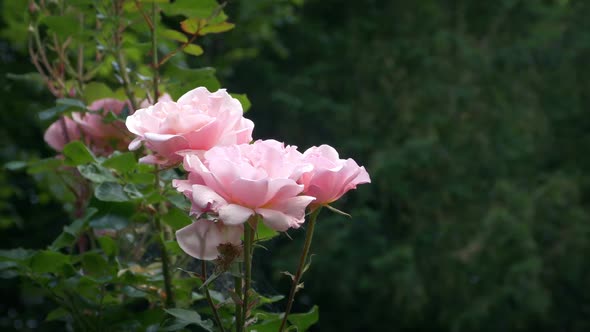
[230,178,269,207]
[190,184,228,212]
[176,220,242,260]
[218,204,254,225]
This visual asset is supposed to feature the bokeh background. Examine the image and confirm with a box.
[2,0,590,331]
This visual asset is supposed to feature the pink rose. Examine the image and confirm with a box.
[72,98,131,155]
[44,116,83,152]
[44,98,132,156]
[125,87,254,166]
[173,140,315,260]
[299,145,371,205]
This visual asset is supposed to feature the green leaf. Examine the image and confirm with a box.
[56,98,87,110]
[84,82,114,102]
[180,17,204,35]
[64,208,97,236]
[162,207,192,231]
[63,141,96,166]
[46,307,69,322]
[247,318,282,332]
[168,193,191,210]
[161,28,188,42]
[199,22,235,35]
[89,214,129,231]
[103,152,138,173]
[94,182,129,202]
[30,251,70,274]
[257,222,279,242]
[231,93,252,113]
[39,105,68,121]
[42,16,79,38]
[81,253,113,280]
[6,72,45,87]
[164,66,220,99]
[183,44,204,56]
[51,211,95,250]
[97,236,118,257]
[129,172,156,185]
[77,163,117,183]
[161,0,220,18]
[259,294,285,305]
[4,161,27,170]
[164,240,182,256]
[27,158,62,174]
[287,305,319,331]
[0,248,35,263]
[50,233,76,250]
[163,308,214,332]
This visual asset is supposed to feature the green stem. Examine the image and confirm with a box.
[154,169,174,307]
[202,261,225,332]
[234,273,243,332]
[242,218,257,329]
[150,2,159,102]
[76,13,85,95]
[278,207,322,332]
[113,0,138,110]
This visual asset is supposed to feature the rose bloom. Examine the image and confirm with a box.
[173,139,314,260]
[44,98,132,156]
[125,87,254,166]
[299,145,371,206]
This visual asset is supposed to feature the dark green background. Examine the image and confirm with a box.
[2,0,590,331]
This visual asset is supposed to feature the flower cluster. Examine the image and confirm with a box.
[121,87,371,260]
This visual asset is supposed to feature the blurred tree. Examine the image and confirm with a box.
[222,0,590,331]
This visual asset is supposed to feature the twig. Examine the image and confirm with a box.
[202,261,226,332]
[278,207,322,331]
[157,33,199,67]
[113,0,139,111]
[150,1,159,102]
[235,273,243,332]
[154,168,174,307]
[242,217,257,329]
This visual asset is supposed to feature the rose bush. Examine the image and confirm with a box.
[7,1,371,329]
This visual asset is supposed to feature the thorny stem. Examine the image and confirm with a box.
[278,207,322,332]
[154,168,174,307]
[157,33,198,67]
[201,261,225,332]
[113,0,139,111]
[30,25,67,96]
[235,274,243,332]
[146,2,174,308]
[150,2,160,102]
[242,217,257,329]
[77,13,85,95]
